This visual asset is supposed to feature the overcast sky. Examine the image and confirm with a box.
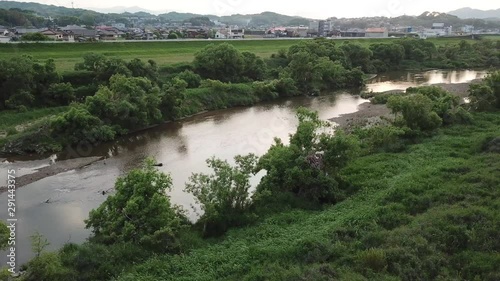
[15,0,500,18]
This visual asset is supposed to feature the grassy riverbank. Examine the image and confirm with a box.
[116,111,500,281]
[0,37,484,72]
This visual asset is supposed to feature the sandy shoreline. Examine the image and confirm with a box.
[0,156,103,193]
[330,80,480,129]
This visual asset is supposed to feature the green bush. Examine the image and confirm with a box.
[175,70,201,88]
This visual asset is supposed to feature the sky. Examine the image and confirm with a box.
[12,0,500,18]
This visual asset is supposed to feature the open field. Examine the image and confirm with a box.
[0,37,493,72]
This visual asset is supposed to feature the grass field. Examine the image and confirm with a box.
[0,37,489,72]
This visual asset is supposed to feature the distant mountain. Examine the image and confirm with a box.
[0,1,99,18]
[85,6,164,15]
[448,7,500,19]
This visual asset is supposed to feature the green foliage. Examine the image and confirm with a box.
[387,94,443,133]
[167,33,178,39]
[370,43,405,70]
[50,105,115,145]
[185,154,258,236]
[175,70,201,88]
[21,32,51,41]
[255,108,356,203]
[21,252,73,281]
[44,82,75,106]
[469,71,500,111]
[340,42,373,72]
[30,231,50,258]
[85,158,187,251]
[355,125,407,153]
[161,77,187,120]
[0,222,8,250]
[0,56,61,109]
[58,242,150,281]
[85,74,163,131]
[240,51,267,81]
[193,43,244,82]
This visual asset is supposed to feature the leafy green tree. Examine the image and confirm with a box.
[0,56,62,109]
[75,53,131,83]
[175,70,201,88]
[161,77,187,120]
[21,32,51,41]
[126,58,159,82]
[185,154,258,235]
[51,105,116,145]
[370,43,405,68]
[469,83,496,112]
[167,33,178,39]
[286,51,318,93]
[44,82,75,106]
[241,51,267,81]
[314,58,349,90]
[387,94,442,132]
[340,42,373,72]
[21,252,73,281]
[85,75,163,131]
[193,43,244,82]
[85,158,186,251]
[255,108,351,203]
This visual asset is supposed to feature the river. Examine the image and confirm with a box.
[0,69,488,265]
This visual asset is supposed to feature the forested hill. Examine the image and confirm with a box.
[0,1,499,29]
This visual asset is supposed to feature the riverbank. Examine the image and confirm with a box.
[0,156,103,193]
[331,79,480,129]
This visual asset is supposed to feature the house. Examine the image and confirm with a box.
[61,25,98,40]
[14,28,45,36]
[214,28,244,39]
[215,30,228,39]
[365,28,388,38]
[40,29,64,40]
[229,29,244,39]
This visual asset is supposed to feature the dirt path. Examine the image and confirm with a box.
[0,156,103,193]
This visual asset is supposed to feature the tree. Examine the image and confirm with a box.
[286,51,318,94]
[30,231,50,258]
[185,154,258,235]
[21,32,51,41]
[75,53,131,83]
[255,108,349,203]
[44,82,75,106]
[51,105,116,145]
[167,33,178,39]
[126,58,159,82]
[340,42,373,72]
[469,83,496,112]
[193,43,244,82]
[161,77,187,120]
[175,70,201,88]
[241,51,267,81]
[370,43,405,68]
[85,75,163,131]
[85,158,186,251]
[387,94,442,132]
[0,56,62,109]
